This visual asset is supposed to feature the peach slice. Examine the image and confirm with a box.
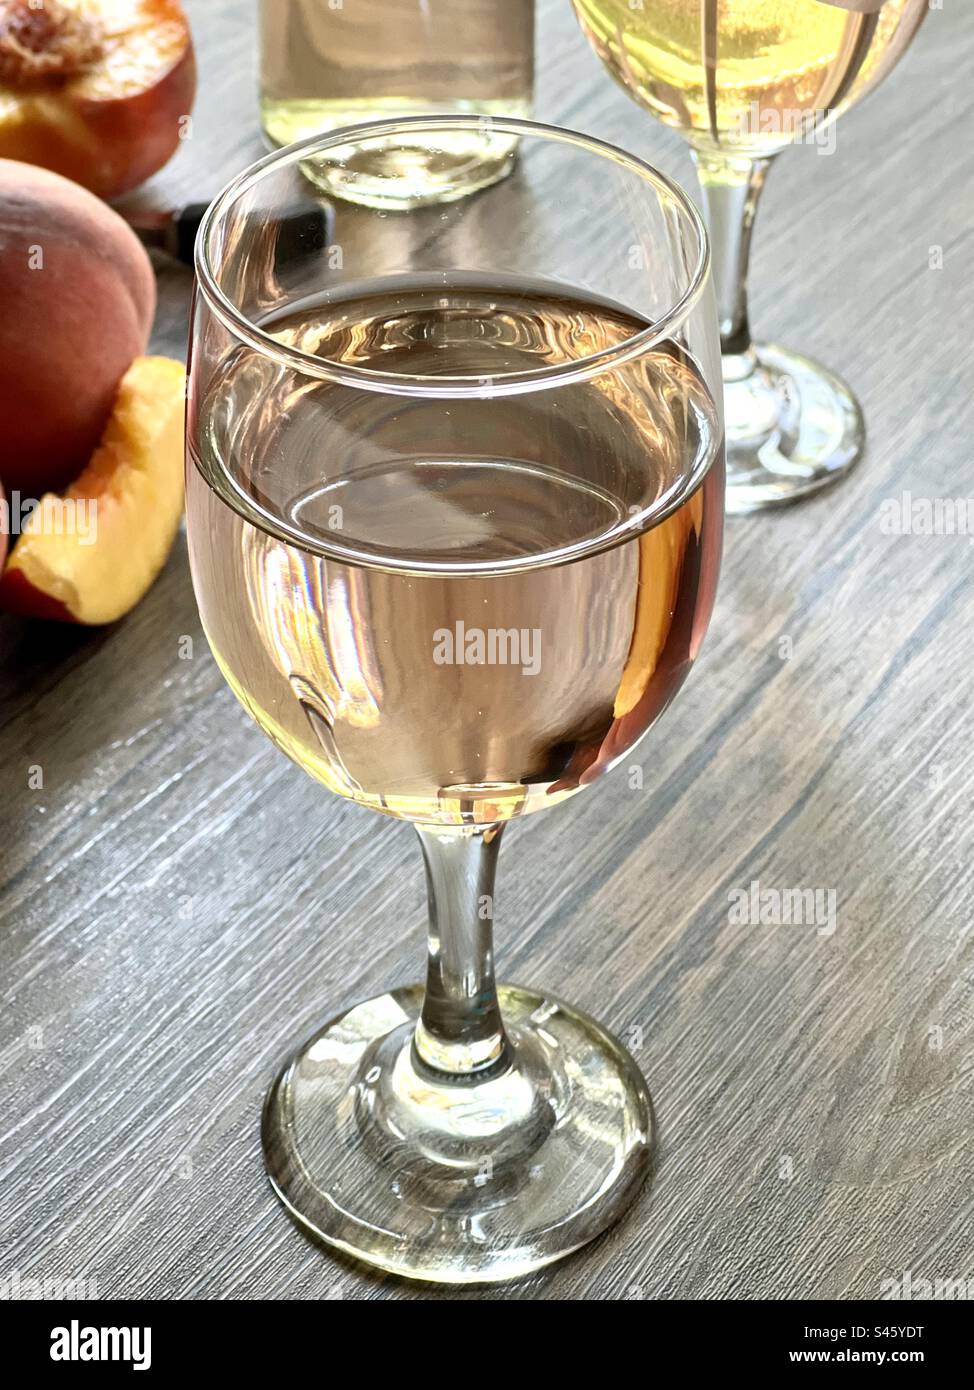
[0,355,185,623]
[0,0,196,199]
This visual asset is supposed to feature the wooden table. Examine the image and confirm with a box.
[1,0,971,1302]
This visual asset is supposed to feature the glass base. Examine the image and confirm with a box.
[297,141,517,211]
[260,99,525,211]
[263,983,654,1284]
[724,342,865,513]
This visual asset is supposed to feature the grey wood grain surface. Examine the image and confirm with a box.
[1,0,972,1302]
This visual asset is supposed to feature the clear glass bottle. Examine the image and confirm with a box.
[258,0,535,208]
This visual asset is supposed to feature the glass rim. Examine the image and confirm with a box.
[194,114,712,400]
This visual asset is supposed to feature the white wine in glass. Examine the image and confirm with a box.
[572,0,927,510]
[188,278,721,827]
[187,118,725,1283]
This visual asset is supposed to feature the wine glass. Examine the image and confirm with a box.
[187,116,724,1284]
[571,0,927,512]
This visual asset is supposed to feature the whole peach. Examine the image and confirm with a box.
[0,158,155,494]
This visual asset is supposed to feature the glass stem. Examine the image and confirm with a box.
[413,822,512,1078]
[691,149,772,378]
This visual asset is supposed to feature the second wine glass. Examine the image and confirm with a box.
[571,0,927,512]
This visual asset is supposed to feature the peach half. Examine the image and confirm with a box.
[0,0,196,199]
